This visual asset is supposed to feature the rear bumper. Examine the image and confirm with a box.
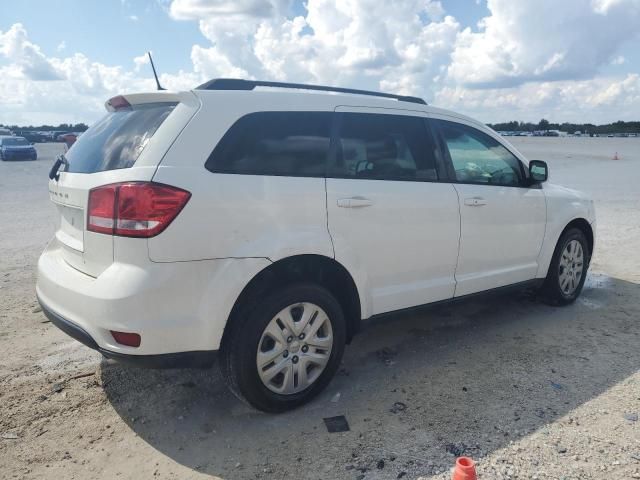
[36,237,271,358]
[38,294,217,369]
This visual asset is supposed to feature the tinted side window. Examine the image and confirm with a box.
[331,113,438,181]
[437,120,523,186]
[206,112,331,177]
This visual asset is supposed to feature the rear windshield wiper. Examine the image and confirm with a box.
[49,154,69,181]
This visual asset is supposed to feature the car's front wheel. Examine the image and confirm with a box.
[541,227,590,305]
[220,283,346,412]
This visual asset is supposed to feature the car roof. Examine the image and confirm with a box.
[116,78,489,133]
[191,87,483,127]
[190,78,483,126]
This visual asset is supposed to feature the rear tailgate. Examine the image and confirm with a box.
[49,91,199,277]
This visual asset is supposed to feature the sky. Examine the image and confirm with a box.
[1,0,639,126]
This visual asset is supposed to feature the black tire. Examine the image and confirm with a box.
[541,228,590,305]
[220,283,346,412]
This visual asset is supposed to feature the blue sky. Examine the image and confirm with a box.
[0,1,199,72]
[1,0,639,125]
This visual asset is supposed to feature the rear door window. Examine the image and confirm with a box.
[65,103,176,173]
[331,113,439,181]
[205,111,332,177]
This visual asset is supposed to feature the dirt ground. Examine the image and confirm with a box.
[1,138,639,480]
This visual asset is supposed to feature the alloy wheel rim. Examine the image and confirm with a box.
[558,239,584,296]
[256,302,333,395]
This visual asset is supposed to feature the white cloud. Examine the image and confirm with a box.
[2,0,640,126]
[178,0,458,98]
[0,23,62,81]
[168,0,289,20]
[128,14,139,21]
[611,55,626,65]
[435,74,640,123]
[0,24,199,125]
[447,0,640,88]
[133,53,149,72]
[56,40,66,52]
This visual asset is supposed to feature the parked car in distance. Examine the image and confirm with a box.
[18,131,49,143]
[59,132,79,148]
[0,127,14,136]
[37,80,596,412]
[0,136,37,161]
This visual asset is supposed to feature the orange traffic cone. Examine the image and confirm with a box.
[612,152,619,160]
[452,456,477,480]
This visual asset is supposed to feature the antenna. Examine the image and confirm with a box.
[147,51,166,91]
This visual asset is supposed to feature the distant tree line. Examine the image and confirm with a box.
[0,123,89,132]
[3,119,639,135]
[488,119,640,134]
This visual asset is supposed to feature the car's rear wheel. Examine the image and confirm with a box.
[220,283,346,412]
[541,228,590,305]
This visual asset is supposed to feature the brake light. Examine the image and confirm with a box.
[87,185,117,234]
[107,95,131,111]
[87,182,191,238]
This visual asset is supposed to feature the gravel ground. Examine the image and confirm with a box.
[0,138,639,480]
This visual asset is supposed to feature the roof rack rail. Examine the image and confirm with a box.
[196,78,427,105]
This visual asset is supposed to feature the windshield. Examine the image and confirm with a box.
[65,102,176,173]
[2,137,29,146]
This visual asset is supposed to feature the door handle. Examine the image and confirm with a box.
[464,197,487,206]
[337,197,373,208]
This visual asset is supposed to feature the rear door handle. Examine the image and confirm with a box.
[464,197,487,206]
[337,197,373,208]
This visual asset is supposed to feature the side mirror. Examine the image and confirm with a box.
[528,160,548,184]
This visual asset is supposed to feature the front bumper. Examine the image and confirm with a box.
[2,150,36,160]
[38,294,217,369]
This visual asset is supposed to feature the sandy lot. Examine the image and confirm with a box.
[1,138,639,480]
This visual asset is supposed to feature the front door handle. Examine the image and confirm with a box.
[337,197,373,208]
[464,197,487,206]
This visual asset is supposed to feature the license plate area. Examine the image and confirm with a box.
[56,205,84,252]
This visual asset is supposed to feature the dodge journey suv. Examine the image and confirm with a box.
[37,79,595,412]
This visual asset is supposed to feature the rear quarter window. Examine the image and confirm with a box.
[205,111,332,177]
[65,103,176,173]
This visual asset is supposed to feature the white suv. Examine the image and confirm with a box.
[37,79,595,412]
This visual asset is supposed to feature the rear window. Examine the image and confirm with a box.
[65,103,176,173]
[205,111,332,177]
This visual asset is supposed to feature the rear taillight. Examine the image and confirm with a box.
[87,182,191,238]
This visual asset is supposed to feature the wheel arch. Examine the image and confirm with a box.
[221,254,362,348]
[562,218,594,257]
[537,216,594,278]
